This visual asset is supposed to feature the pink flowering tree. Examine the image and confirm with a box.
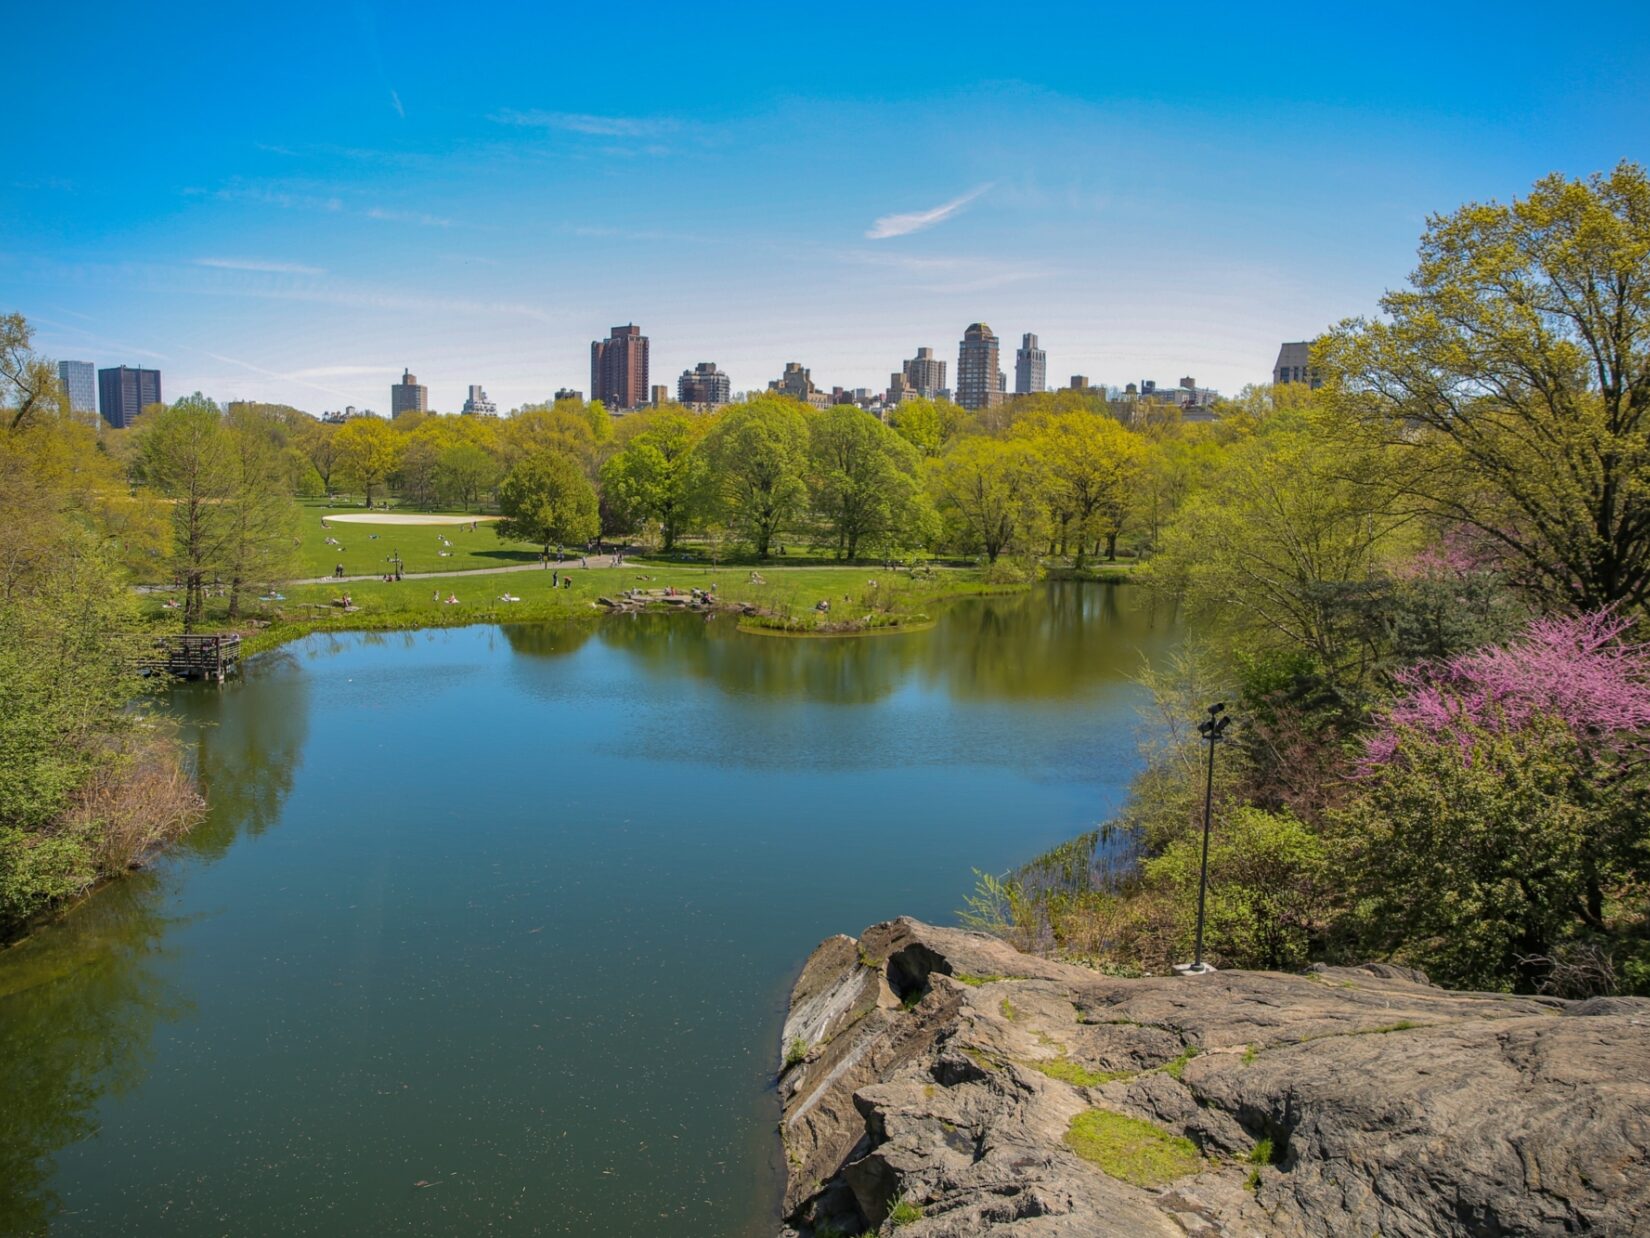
[1366,611,1650,765]
[1343,611,1650,994]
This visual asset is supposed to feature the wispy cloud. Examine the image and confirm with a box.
[841,247,1046,293]
[202,351,356,400]
[187,181,457,228]
[866,183,994,240]
[490,109,677,138]
[389,89,405,119]
[195,257,326,276]
[365,206,452,228]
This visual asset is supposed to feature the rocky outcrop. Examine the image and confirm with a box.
[776,918,1650,1237]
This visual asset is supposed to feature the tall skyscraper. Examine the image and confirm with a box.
[956,323,1003,411]
[901,347,947,399]
[590,324,650,410]
[391,369,428,417]
[57,360,96,416]
[461,384,498,416]
[1272,342,1320,388]
[1014,333,1046,395]
[678,362,732,407]
[97,365,161,429]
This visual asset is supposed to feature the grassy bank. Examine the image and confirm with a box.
[140,564,1028,655]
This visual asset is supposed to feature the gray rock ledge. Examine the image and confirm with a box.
[775,917,1650,1237]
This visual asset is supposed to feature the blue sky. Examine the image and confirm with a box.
[7,1,1649,413]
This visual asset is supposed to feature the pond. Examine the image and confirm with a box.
[0,582,1180,1236]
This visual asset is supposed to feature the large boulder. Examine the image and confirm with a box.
[775,918,1650,1237]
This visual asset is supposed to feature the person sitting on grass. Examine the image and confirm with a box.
[445,593,460,605]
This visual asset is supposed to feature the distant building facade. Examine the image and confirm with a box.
[678,362,732,407]
[58,360,96,416]
[391,369,428,417]
[1067,375,1090,391]
[1014,333,1046,395]
[554,388,584,402]
[1273,341,1320,388]
[461,384,498,417]
[97,365,161,429]
[650,385,670,407]
[900,346,947,400]
[956,323,1004,411]
[770,362,830,406]
[591,324,650,410]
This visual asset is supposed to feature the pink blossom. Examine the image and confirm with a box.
[1365,611,1650,765]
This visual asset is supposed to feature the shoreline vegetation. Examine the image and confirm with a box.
[141,561,1064,656]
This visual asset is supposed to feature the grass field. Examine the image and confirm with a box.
[296,500,543,578]
[140,563,1027,654]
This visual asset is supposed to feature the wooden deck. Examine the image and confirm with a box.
[136,633,242,683]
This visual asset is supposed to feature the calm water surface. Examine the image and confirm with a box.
[0,582,1178,1237]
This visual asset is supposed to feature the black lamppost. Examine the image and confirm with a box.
[1187,702,1230,974]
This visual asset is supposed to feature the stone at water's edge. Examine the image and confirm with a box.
[775,918,1650,1237]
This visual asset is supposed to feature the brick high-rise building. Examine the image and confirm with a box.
[58,360,96,417]
[900,346,947,399]
[591,324,650,410]
[97,365,161,429]
[956,323,1003,411]
[391,369,427,417]
[1014,333,1046,395]
[678,362,732,407]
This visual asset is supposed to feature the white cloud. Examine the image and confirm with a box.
[365,206,452,228]
[389,89,405,119]
[195,257,326,276]
[866,184,994,240]
[490,109,676,138]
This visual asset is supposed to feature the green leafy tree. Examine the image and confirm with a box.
[929,437,1045,563]
[1150,413,1414,685]
[1019,410,1146,565]
[332,416,401,507]
[0,312,61,431]
[496,450,600,554]
[138,395,235,629]
[807,405,928,559]
[599,411,708,550]
[1320,162,1650,614]
[1330,718,1638,992]
[221,405,300,619]
[888,397,965,459]
[698,396,810,558]
[437,441,498,511]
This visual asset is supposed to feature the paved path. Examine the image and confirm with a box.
[293,556,626,586]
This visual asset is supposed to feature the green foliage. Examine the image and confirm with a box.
[496,450,601,552]
[1320,161,1650,616]
[699,397,811,558]
[887,1197,924,1226]
[783,1036,808,1069]
[1162,1046,1199,1080]
[807,406,934,560]
[929,437,1045,564]
[599,411,708,549]
[1028,1056,1127,1087]
[1062,1109,1201,1186]
[1248,1137,1274,1165]
[1330,717,1635,992]
[1142,807,1330,972]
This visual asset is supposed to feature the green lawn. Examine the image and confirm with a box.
[295,500,544,578]
[140,564,1025,655]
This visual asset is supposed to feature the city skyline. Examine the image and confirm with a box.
[8,4,1648,412]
